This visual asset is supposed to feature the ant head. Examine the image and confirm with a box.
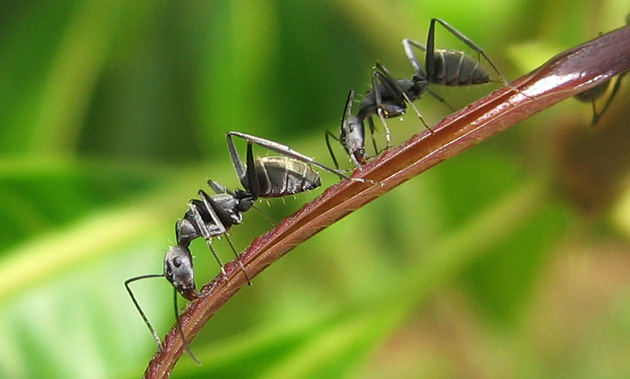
[164,244,198,301]
[340,115,366,164]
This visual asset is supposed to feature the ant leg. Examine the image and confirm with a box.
[590,99,599,125]
[370,64,407,149]
[402,38,425,75]
[252,203,276,225]
[187,198,228,278]
[199,191,252,282]
[223,233,252,285]
[325,130,342,170]
[373,62,434,133]
[244,142,261,199]
[427,89,457,112]
[369,70,388,151]
[401,91,432,132]
[227,131,353,181]
[226,133,248,185]
[592,71,627,125]
[372,62,410,109]
[172,289,200,364]
[376,108,392,149]
[369,68,390,148]
[366,117,381,155]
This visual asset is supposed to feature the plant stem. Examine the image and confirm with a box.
[144,25,630,378]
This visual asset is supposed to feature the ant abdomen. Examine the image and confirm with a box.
[431,50,490,86]
[574,80,610,103]
[253,156,321,197]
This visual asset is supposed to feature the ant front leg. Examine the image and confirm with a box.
[375,108,392,149]
[365,117,381,155]
[372,62,432,133]
[369,63,408,149]
[371,68,393,149]
[222,233,252,285]
[325,130,343,170]
[198,190,252,283]
[199,189,252,283]
[187,194,229,278]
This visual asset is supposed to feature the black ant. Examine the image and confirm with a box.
[574,15,629,125]
[327,18,511,168]
[125,131,354,362]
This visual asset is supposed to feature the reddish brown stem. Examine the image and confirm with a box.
[145,25,630,378]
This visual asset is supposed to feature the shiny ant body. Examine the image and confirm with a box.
[125,131,352,362]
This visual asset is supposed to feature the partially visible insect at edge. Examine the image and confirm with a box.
[125,131,355,363]
[574,14,630,125]
[327,18,513,169]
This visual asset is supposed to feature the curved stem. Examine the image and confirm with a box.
[145,25,630,378]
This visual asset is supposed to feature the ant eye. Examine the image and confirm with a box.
[173,256,182,267]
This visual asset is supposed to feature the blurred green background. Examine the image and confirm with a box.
[1,0,630,377]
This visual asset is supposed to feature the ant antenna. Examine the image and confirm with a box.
[125,271,200,364]
[125,274,164,348]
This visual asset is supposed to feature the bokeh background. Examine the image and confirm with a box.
[1,0,630,377]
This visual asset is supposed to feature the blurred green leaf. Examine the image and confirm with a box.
[1,0,630,377]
